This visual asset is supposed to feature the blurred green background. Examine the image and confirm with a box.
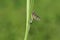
[0,0,26,40]
[0,0,60,40]
[28,0,60,40]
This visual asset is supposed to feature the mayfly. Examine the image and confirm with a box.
[30,11,40,24]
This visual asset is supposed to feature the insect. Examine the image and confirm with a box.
[30,11,40,24]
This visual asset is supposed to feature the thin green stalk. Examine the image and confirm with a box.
[24,0,34,40]
[24,0,30,40]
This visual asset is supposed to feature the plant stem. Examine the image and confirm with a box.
[24,0,30,40]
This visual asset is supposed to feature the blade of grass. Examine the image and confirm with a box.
[24,0,30,40]
[24,0,34,40]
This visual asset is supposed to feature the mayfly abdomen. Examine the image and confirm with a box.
[30,11,40,24]
[32,12,40,21]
